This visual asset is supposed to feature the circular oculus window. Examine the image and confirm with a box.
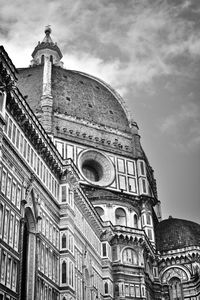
[78,149,115,187]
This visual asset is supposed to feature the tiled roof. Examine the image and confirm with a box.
[17,65,130,132]
[17,65,43,113]
[155,217,200,252]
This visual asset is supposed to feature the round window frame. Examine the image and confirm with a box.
[78,149,115,187]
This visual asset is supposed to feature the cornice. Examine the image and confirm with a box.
[54,112,132,138]
[0,46,18,81]
[6,90,62,178]
[157,246,200,261]
[62,159,104,238]
[0,46,63,179]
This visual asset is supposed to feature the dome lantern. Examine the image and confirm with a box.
[31,26,63,67]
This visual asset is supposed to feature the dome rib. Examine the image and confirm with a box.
[17,65,131,132]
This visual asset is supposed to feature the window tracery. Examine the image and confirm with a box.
[122,248,138,265]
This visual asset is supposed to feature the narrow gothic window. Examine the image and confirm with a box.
[134,214,138,228]
[62,261,67,284]
[105,282,108,294]
[142,178,147,193]
[41,55,44,64]
[61,186,67,202]
[102,243,107,257]
[140,161,145,175]
[146,213,151,225]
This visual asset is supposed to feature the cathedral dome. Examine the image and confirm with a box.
[17,65,130,132]
[155,217,200,252]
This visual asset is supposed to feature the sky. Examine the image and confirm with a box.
[0,0,199,223]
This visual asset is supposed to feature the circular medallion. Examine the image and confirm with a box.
[78,149,115,187]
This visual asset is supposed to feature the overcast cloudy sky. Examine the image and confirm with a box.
[1,0,199,223]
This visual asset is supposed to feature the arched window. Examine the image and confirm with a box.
[122,248,137,265]
[114,284,119,297]
[62,233,66,249]
[95,207,104,220]
[146,213,151,225]
[169,277,183,300]
[104,282,108,294]
[115,208,127,226]
[50,55,53,63]
[62,261,67,284]
[41,55,44,64]
[69,261,74,286]
[134,214,138,228]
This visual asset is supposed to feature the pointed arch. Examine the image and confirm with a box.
[21,207,36,300]
[62,261,67,284]
[62,233,67,249]
[104,282,109,294]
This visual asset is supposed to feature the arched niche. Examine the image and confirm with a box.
[21,207,36,300]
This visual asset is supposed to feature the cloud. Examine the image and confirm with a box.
[1,0,200,92]
[161,102,200,151]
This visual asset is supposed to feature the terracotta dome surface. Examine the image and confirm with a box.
[155,218,200,252]
[17,65,130,132]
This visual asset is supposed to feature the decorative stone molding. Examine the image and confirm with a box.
[160,266,190,284]
[78,149,115,187]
